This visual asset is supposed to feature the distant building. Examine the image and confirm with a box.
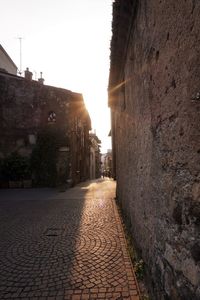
[0,45,17,75]
[101,150,112,178]
[89,132,101,179]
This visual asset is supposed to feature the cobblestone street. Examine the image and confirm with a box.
[0,179,140,300]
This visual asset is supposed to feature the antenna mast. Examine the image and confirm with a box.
[17,37,23,75]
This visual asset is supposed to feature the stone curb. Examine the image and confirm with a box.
[112,198,142,300]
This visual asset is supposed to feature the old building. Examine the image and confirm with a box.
[101,150,112,178]
[0,70,91,187]
[89,132,101,179]
[0,45,17,75]
[109,1,200,299]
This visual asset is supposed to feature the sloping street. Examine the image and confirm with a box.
[0,179,140,300]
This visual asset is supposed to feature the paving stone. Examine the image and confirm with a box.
[0,180,140,299]
[130,296,140,300]
[71,295,81,300]
[81,295,90,300]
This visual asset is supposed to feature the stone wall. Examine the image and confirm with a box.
[89,133,101,179]
[109,1,200,299]
[0,72,91,186]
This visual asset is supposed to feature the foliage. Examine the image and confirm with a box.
[116,199,150,298]
[142,295,151,300]
[1,152,31,181]
[135,259,145,280]
[124,225,145,279]
[31,126,69,187]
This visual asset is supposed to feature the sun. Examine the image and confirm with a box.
[82,89,111,153]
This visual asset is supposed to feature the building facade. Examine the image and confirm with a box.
[0,45,17,75]
[101,150,112,178]
[0,71,91,187]
[89,132,101,179]
[109,1,200,299]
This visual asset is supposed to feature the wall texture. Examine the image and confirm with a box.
[0,72,91,186]
[109,1,200,299]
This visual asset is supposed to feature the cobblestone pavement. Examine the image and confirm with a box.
[0,179,140,300]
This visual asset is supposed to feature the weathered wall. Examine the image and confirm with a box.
[109,1,200,299]
[0,72,91,186]
[89,133,101,179]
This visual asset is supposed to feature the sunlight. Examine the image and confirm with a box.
[83,89,111,153]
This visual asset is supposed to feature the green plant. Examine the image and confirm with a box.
[142,295,151,300]
[1,152,31,181]
[135,259,145,280]
[123,222,145,280]
[116,200,149,298]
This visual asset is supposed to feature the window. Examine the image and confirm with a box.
[48,111,56,123]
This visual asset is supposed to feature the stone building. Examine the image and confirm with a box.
[101,150,112,178]
[109,1,200,299]
[0,70,91,187]
[89,132,101,179]
[0,45,17,75]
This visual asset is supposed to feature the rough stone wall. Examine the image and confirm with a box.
[89,134,101,179]
[0,72,91,185]
[109,1,200,299]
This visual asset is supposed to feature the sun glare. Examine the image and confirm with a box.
[83,89,111,153]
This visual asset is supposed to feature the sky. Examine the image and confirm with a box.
[0,0,113,153]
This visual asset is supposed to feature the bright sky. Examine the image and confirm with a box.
[1,0,113,153]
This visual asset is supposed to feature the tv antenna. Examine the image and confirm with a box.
[33,70,37,80]
[17,37,23,75]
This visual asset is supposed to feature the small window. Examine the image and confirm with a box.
[48,111,56,123]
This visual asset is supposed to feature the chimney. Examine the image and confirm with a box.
[24,67,33,80]
[38,72,44,84]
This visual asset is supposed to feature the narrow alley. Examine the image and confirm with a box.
[0,179,140,300]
